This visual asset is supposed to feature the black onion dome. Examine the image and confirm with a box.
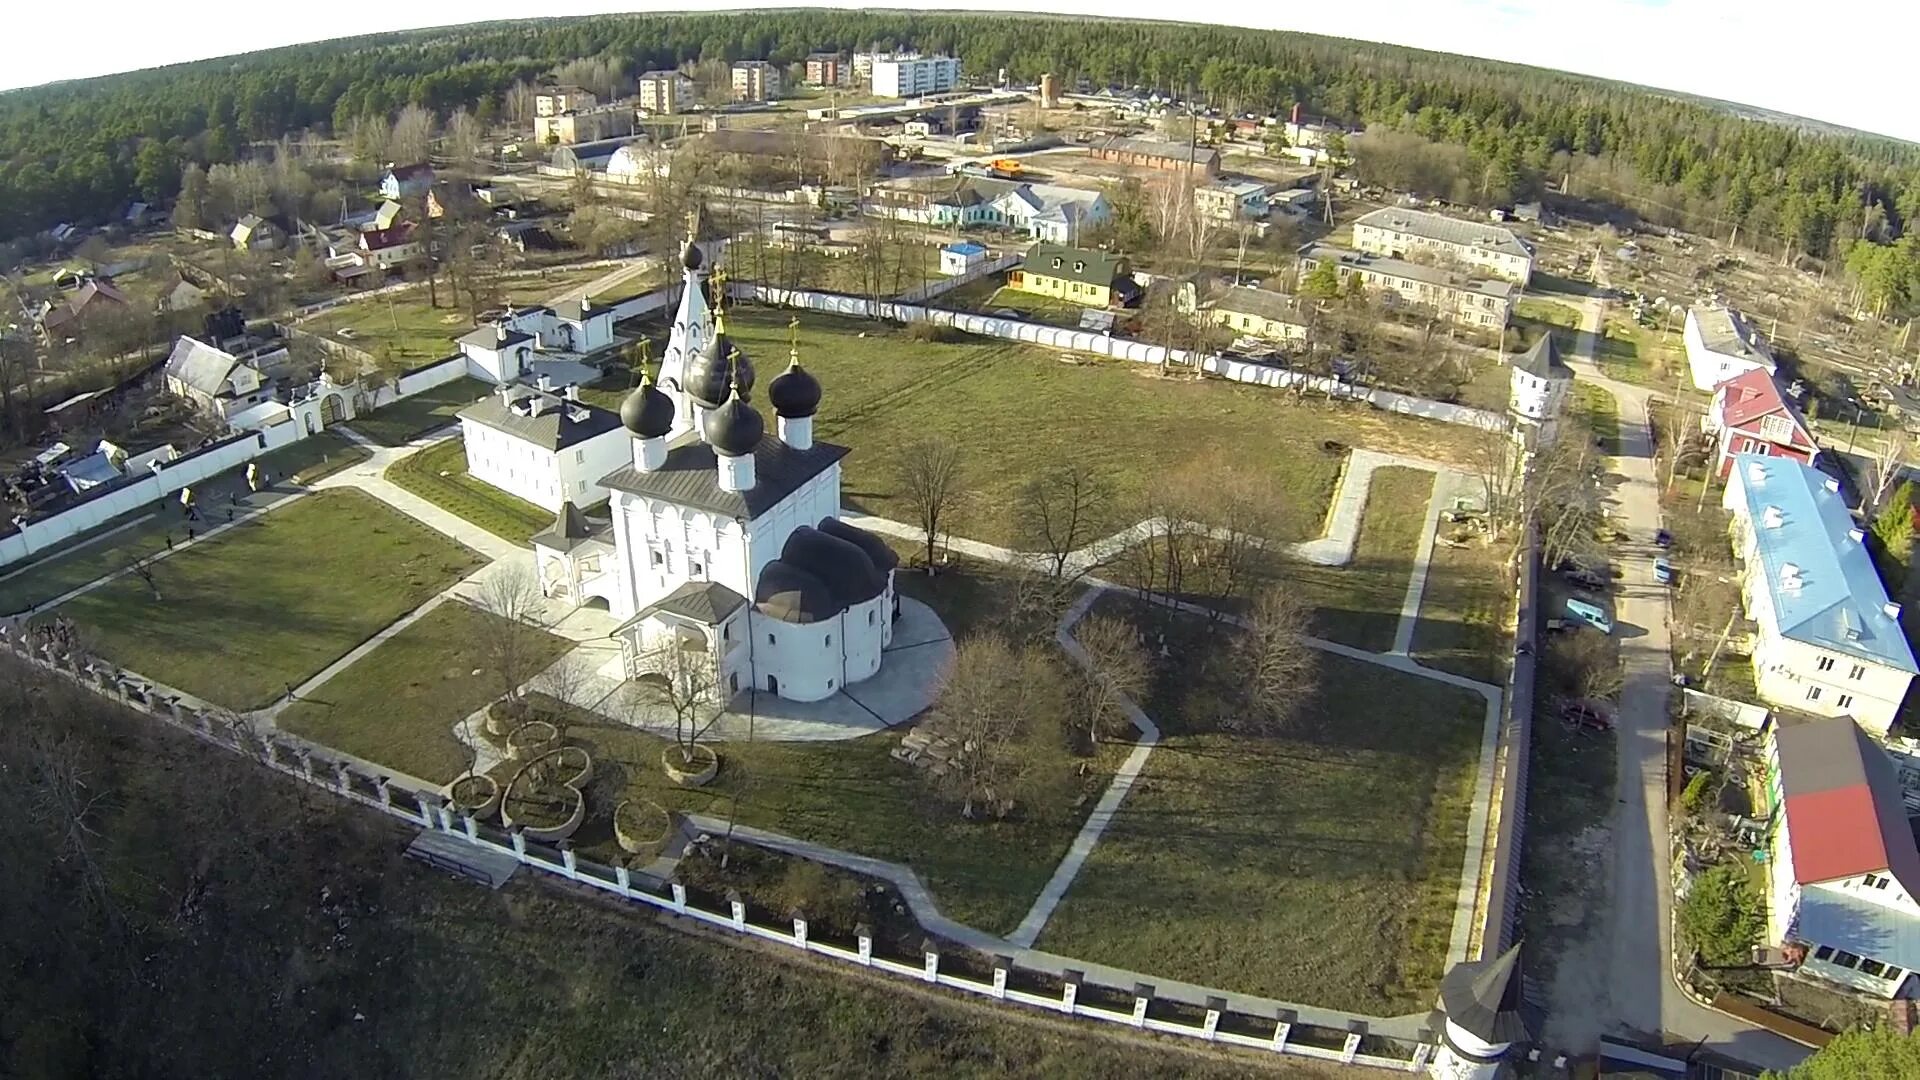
[818,517,900,574]
[754,560,835,624]
[781,526,884,607]
[768,358,822,419]
[681,239,704,270]
[686,332,756,408]
[618,373,675,438]
[702,389,763,457]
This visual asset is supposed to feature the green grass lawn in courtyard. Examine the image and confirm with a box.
[278,601,572,784]
[1033,602,1487,1016]
[1598,316,1688,388]
[345,377,492,447]
[1265,466,1435,651]
[52,489,485,710]
[307,292,473,371]
[0,512,183,614]
[1411,537,1516,685]
[1513,297,1582,330]
[974,285,1090,329]
[256,430,370,485]
[1572,381,1623,455]
[385,437,553,543]
[709,307,1490,547]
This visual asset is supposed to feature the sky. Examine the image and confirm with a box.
[6,0,1916,142]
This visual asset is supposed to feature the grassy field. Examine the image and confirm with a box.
[975,285,1093,329]
[1411,538,1516,685]
[3,662,1333,1080]
[706,307,1489,547]
[308,292,474,370]
[1513,297,1583,330]
[1265,466,1435,651]
[727,239,945,297]
[1034,603,1487,1015]
[1598,316,1688,388]
[52,490,484,710]
[346,377,492,446]
[0,510,183,614]
[256,430,371,485]
[385,437,554,543]
[1572,381,1623,455]
[278,601,573,783]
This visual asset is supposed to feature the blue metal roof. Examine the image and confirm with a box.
[1795,883,1920,973]
[943,241,987,255]
[1731,454,1918,673]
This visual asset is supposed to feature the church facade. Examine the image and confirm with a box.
[532,240,899,704]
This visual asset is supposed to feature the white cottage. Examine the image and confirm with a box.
[533,241,900,705]
[457,381,629,510]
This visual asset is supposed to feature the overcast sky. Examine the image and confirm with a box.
[6,1,1915,143]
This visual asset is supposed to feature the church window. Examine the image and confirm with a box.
[828,678,835,689]
[689,559,705,578]
[768,633,777,645]
[867,609,875,626]
[825,634,832,647]
[649,548,664,567]
[722,623,730,642]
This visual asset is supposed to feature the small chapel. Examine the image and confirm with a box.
[532,238,900,704]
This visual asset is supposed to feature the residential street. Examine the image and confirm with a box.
[1557,297,1812,1072]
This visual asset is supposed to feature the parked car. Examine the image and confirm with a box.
[1653,557,1674,585]
[1563,565,1608,591]
[1561,699,1614,733]
[1655,528,1673,547]
[1564,598,1613,634]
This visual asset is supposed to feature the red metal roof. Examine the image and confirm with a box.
[360,222,417,251]
[1717,368,1809,443]
[1776,718,1920,891]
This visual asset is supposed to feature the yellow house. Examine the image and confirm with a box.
[1210,285,1313,343]
[1006,244,1141,308]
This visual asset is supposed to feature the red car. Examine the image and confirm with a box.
[1561,699,1614,733]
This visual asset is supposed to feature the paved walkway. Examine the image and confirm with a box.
[1552,293,1810,1072]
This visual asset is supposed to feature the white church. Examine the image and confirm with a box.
[531,240,901,704]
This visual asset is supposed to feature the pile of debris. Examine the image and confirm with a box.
[889,726,959,777]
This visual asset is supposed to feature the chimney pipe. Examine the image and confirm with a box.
[537,373,553,393]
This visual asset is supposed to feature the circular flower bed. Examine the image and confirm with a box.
[504,720,559,761]
[447,773,501,820]
[614,799,674,859]
[662,743,719,787]
[501,746,593,843]
[483,701,524,740]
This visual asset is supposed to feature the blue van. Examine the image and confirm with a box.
[1565,598,1613,634]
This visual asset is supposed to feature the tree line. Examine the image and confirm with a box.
[3,11,1918,269]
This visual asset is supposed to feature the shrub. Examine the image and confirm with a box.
[905,321,965,344]
[1679,863,1764,967]
[1680,769,1714,815]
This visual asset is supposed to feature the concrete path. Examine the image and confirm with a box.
[1552,293,1810,1072]
[544,255,663,306]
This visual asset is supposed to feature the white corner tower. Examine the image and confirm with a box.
[1508,334,1571,451]
[1429,945,1533,1080]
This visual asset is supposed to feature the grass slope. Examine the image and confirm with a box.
[385,437,554,543]
[1268,465,1434,651]
[1036,605,1486,1015]
[278,601,573,784]
[3,664,1332,1080]
[54,489,484,710]
[346,377,491,447]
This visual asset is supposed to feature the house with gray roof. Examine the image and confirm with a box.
[1297,243,1514,331]
[458,381,630,511]
[1685,302,1777,391]
[163,336,274,419]
[1352,207,1533,285]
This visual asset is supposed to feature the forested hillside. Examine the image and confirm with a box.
[3,11,1918,273]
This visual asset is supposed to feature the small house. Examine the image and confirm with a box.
[939,241,988,276]
[1706,369,1817,480]
[229,214,283,252]
[1007,244,1141,308]
[380,163,436,201]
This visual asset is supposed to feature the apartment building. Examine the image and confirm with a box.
[731,61,782,103]
[871,55,962,98]
[637,70,693,115]
[1296,243,1515,330]
[1351,207,1533,285]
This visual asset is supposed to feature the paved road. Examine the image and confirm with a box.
[1559,297,1812,1073]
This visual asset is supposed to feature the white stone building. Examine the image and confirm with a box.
[457,298,620,384]
[1723,454,1919,735]
[1684,302,1777,391]
[1351,207,1533,286]
[532,241,900,705]
[458,381,629,510]
[1507,333,1571,449]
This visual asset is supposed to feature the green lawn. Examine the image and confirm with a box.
[307,293,473,370]
[2,663,1293,1080]
[278,601,573,784]
[1597,317,1688,388]
[975,285,1089,329]
[728,239,946,297]
[385,437,554,543]
[0,512,184,614]
[1265,466,1435,651]
[1573,381,1622,455]
[707,307,1489,547]
[52,489,485,710]
[346,377,492,447]
[1034,603,1487,1015]
[256,430,370,485]
[1513,297,1582,330]
[1412,537,1516,685]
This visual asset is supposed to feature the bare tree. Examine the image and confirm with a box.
[445,107,482,164]
[1215,587,1317,734]
[1070,612,1150,748]
[1015,463,1112,578]
[1871,429,1912,510]
[22,728,118,927]
[925,634,1066,819]
[470,564,546,709]
[126,552,161,601]
[897,437,964,573]
[388,104,435,166]
[631,632,727,764]
[503,80,537,126]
